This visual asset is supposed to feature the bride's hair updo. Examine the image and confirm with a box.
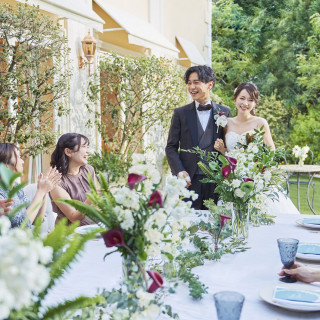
[234,82,259,116]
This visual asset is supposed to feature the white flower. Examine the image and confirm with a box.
[152,209,167,228]
[225,202,233,210]
[189,190,199,201]
[263,171,272,183]
[112,308,130,320]
[0,219,51,317]
[147,166,161,185]
[231,179,241,188]
[302,146,310,154]
[113,187,140,210]
[145,229,163,244]
[146,244,161,256]
[131,153,146,165]
[234,188,245,198]
[238,135,247,145]
[142,303,160,319]
[120,210,135,230]
[0,216,11,235]
[252,145,259,153]
[136,289,155,308]
[255,180,264,192]
[215,114,228,128]
[292,145,300,157]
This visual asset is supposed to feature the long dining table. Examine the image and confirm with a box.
[44,213,320,319]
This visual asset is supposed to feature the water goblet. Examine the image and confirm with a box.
[213,291,245,320]
[277,238,299,283]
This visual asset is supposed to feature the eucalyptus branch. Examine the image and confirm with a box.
[123,244,149,291]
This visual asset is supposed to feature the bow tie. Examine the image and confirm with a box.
[197,104,212,111]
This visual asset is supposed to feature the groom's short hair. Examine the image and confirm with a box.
[184,65,216,86]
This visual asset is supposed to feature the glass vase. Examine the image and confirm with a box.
[232,203,250,239]
[122,254,145,287]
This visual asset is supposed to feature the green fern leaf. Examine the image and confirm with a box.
[42,295,105,319]
[56,199,110,227]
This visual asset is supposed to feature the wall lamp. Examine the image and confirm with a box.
[79,31,97,75]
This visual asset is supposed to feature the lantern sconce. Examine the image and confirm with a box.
[78,31,97,75]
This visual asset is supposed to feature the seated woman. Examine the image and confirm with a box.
[50,133,97,225]
[23,183,57,235]
[0,143,61,228]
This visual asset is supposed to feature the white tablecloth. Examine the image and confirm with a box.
[44,214,320,319]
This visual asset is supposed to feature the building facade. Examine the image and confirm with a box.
[1,0,212,180]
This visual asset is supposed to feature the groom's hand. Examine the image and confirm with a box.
[178,171,191,188]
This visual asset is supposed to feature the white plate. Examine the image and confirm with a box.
[296,252,320,262]
[75,224,101,235]
[296,219,320,230]
[260,284,320,312]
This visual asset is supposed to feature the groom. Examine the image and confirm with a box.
[165,65,231,209]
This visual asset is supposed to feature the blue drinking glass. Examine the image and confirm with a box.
[213,291,245,320]
[277,238,299,283]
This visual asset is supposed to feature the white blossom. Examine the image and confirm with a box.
[234,188,245,198]
[136,289,155,308]
[131,153,146,166]
[145,229,163,244]
[0,217,51,319]
[231,179,241,188]
[113,187,140,210]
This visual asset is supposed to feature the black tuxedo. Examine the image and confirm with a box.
[165,101,231,209]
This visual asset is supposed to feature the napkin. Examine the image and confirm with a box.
[302,218,320,225]
[297,243,320,255]
[273,287,320,309]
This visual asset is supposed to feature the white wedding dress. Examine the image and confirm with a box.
[225,132,300,215]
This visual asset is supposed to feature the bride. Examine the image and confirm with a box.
[214,82,299,215]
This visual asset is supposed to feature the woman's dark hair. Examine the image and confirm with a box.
[234,82,259,116]
[50,133,89,175]
[0,143,18,169]
[184,65,216,86]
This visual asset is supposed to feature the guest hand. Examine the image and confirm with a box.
[178,171,191,188]
[214,138,226,154]
[279,262,318,283]
[37,167,62,193]
[0,198,13,216]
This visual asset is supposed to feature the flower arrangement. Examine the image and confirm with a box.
[58,153,198,319]
[190,128,283,237]
[292,145,310,166]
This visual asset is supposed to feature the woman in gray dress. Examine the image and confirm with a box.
[0,143,61,228]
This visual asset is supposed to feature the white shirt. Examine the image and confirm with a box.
[195,100,212,131]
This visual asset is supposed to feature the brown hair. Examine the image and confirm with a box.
[0,143,18,170]
[234,82,259,116]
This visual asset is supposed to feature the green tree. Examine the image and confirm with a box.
[291,13,320,162]
[290,107,320,163]
[0,2,71,156]
[257,93,290,148]
[211,0,320,160]
[87,52,187,158]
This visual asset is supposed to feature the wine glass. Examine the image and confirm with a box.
[277,238,299,283]
[213,291,245,320]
